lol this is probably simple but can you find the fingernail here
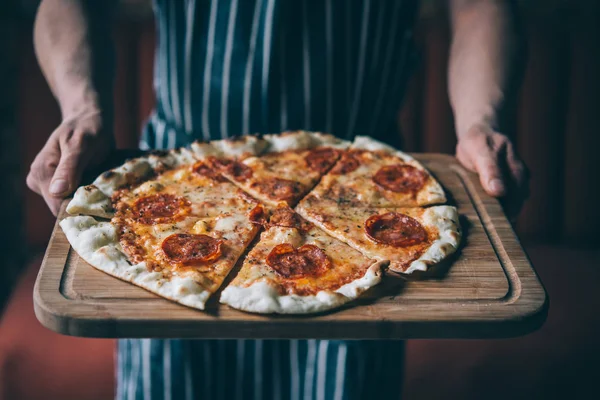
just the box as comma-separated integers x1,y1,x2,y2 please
489,179,505,195
50,179,69,195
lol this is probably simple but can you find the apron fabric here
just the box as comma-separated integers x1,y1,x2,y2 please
117,339,405,400
139,0,418,150
119,0,417,398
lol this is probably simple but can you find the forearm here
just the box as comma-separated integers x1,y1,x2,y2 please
448,0,518,138
34,0,115,120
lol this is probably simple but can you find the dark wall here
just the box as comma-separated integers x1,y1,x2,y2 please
0,0,25,309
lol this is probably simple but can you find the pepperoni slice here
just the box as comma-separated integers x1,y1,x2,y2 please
248,204,267,226
133,194,191,224
251,178,303,203
365,212,428,247
192,160,227,182
161,233,223,264
212,158,253,182
269,206,312,231
266,244,331,279
372,164,428,193
330,151,360,174
304,148,340,173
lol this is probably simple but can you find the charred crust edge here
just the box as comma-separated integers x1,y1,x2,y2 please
149,150,170,157
101,170,116,179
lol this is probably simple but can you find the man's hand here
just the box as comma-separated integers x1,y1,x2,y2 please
31,0,116,215
26,110,112,215
456,124,529,216
448,0,526,216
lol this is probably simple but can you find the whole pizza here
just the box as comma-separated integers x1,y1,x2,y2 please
61,131,461,314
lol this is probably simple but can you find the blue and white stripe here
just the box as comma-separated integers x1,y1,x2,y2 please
118,339,405,400
141,0,418,146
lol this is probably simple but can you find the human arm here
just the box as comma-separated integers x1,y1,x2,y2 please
448,0,528,213
27,0,116,215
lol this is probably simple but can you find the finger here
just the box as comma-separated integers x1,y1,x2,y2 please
27,138,60,196
455,143,476,172
49,148,86,197
26,171,42,195
46,195,65,217
473,148,506,197
27,140,65,215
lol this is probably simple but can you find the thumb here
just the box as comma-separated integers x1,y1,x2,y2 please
474,150,506,197
49,150,85,197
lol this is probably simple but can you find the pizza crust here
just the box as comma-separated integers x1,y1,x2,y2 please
419,179,446,207
152,146,201,168
60,215,212,309
219,261,382,314
191,135,268,159
403,206,461,274
263,131,351,152
352,135,417,161
66,185,114,219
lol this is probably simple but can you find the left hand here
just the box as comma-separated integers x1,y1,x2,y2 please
455,124,529,217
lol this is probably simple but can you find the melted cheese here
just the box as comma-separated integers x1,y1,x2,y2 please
192,219,211,235
296,204,461,274
214,214,247,232
172,168,188,181
227,217,379,298
113,163,260,293
270,227,303,248
135,181,165,195
307,148,446,207
220,148,339,206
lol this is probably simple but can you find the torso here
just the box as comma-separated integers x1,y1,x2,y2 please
142,0,419,149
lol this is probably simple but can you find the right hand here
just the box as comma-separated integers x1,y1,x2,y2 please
27,110,113,216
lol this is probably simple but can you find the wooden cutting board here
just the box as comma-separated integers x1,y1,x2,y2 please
34,154,547,339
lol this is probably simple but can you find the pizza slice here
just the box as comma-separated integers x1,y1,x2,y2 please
68,135,268,219
61,141,267,310
206,131,350,207
296,203,461,274
220,206,383,314
304,136,446,208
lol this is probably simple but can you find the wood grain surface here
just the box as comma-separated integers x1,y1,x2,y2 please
33,154,547,339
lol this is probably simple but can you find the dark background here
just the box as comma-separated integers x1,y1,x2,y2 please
1,1,599,399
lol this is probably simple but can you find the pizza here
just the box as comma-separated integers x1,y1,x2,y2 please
220,206,383,313
302,136,446,208
295,204,460,274
60,131,461,314
61,141,265,309
206,131,349,206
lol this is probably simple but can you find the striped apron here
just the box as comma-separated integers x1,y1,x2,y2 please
119,0,417,399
